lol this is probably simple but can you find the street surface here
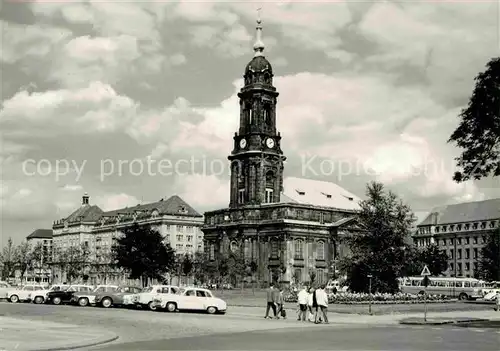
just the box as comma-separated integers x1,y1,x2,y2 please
97,325,500,351
0,302,499,350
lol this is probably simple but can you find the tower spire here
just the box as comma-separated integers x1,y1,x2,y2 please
253,8,265,57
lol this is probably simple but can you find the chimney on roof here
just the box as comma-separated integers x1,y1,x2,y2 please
82,192,89,205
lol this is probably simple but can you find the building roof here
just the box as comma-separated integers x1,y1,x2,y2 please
102,195,202,218
280,177,361,211
418,198,500,226
27,229,53,239
64,204,104,223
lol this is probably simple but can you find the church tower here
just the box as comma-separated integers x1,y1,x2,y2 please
228,15,286,208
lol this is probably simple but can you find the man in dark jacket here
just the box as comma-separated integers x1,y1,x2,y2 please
264,284,277,319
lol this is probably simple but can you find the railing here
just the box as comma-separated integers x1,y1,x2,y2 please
204,204,355,226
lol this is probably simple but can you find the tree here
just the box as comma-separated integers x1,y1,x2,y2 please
402,245,448,277
308,270,316,286
58,244,91,283
192,252,211,285
448,57,500,182
215,253,229,290
420,244,448,276
15,241,33,283
112,223,176,287
340,182,416,294
477,228,500,281
91,250,116,285
227,251,246,288
247,260,258,293
181,253,194,284
30,242,45,282
0,238,18,280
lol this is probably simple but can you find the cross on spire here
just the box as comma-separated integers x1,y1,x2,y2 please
253,7,265,57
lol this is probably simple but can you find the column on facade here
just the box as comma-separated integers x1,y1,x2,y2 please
249,162,256,203
230,161,238,206
284,237,292,283
255,160,263,203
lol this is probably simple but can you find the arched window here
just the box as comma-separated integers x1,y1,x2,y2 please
294,240,303,259
316,241,325,260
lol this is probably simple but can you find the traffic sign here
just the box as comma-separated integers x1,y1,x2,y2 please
420,265,431,276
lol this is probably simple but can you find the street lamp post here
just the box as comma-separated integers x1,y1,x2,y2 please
367,274,373,315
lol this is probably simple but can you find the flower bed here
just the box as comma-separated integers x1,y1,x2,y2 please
284,291,452,304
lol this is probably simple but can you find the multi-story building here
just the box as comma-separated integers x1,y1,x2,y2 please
51,193,203,284
26,229,53,283
413,198,500,278
202,17,364,286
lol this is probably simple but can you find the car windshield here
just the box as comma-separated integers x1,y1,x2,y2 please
141,287,153,293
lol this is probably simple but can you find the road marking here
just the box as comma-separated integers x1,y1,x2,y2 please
471,329,485,333
431,327,442,330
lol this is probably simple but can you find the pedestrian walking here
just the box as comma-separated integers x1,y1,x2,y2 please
276,287,285,319
264,283,277,319
297,285,308,321
307,287,315,322
495,291,500,312
314,284,329,324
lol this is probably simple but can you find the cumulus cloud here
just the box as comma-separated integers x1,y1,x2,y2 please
1,1,497,242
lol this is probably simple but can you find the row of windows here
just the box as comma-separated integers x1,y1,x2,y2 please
448,248,479,260
175,235,196,242
238,189,275,204
208,240,327,261
419,221,497,235
175,244,203,251
441,236,487,246
294,240,325,260
449,262,478,273
166,225,196,233
416,235,488,248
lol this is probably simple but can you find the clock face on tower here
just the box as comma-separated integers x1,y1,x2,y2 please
239,138,247,149
266,138,275,148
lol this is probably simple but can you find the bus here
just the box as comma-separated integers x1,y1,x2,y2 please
398,277,485,300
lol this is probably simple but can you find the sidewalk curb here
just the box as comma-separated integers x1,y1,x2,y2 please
399,317,489,326
18,332,119,351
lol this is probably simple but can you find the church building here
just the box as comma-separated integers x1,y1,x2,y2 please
202,17,364,286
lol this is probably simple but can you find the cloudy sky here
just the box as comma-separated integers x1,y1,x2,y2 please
1,0,500,244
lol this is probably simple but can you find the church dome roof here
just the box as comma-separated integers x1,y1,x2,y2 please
245,56,273,75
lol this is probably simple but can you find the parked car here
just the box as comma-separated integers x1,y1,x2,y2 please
483,289,500,301
46,285,93,305
7,284,45,303
70,285,119,307
95,286,143,308
133,285,180,310
29,285,64,304
0,281,12,299
152,287,227,314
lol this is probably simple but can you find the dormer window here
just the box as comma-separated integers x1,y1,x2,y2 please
151,210,159,218
178,207,188,214
296,189,305,195
321,192,332,199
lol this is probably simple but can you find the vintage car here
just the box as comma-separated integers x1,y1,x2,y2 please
7,284,46,303
133,285,180,310
70,285,119,306
29,284,65,304
95,286,143,308
152,287,227,314
0,281,12,299
46,285,93,305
